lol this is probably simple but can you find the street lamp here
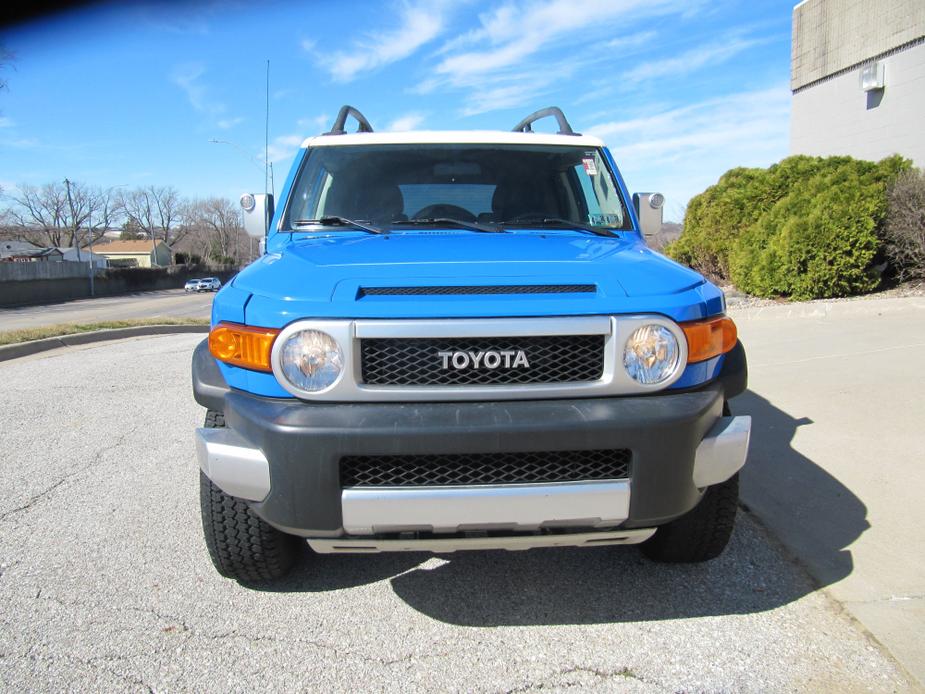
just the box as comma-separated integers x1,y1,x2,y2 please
208,139,275,196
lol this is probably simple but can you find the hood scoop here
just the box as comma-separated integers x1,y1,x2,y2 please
358,284,597,297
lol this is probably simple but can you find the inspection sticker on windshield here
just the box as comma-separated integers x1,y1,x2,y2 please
582,158,598,175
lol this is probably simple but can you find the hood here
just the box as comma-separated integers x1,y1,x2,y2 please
231,230,713,324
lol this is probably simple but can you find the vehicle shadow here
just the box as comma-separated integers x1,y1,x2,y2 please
734,388,869,590
261,388,869,627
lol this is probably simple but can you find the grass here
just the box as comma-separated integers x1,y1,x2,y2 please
0,318,208,346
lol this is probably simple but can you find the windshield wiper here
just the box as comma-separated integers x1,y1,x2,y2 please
501,216,619,238
397,217,504,233
292,216,387,235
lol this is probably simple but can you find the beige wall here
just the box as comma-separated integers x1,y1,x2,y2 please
792,0,925,91
100,245,172,268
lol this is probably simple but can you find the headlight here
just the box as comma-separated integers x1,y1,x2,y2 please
623,324,680,385
277,329,344,392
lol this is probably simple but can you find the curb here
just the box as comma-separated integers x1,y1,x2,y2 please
728,295,925,321
0,324,209,363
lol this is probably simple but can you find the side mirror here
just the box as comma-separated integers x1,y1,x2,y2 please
632,192,665,242
240,193,274,239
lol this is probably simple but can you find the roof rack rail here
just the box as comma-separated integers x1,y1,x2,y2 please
325,105,374,135
512,107,579,136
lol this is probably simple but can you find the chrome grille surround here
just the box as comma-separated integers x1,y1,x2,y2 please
269,315,689,402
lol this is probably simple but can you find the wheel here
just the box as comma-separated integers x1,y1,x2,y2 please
640,473,739,563
640,400,739,563
199,410,301,583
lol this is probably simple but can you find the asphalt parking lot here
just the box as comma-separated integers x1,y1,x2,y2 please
0,333,915,692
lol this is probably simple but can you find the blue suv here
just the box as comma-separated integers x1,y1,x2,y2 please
192,106,751,583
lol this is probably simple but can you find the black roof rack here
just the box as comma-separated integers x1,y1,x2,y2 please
325,105,374,135
512,107,579,136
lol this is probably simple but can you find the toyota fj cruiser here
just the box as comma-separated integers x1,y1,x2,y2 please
192,106,750,583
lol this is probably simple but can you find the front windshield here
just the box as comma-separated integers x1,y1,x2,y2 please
283,144,633,232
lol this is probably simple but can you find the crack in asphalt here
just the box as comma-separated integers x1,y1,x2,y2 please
501,664,663,693
0,426,139,523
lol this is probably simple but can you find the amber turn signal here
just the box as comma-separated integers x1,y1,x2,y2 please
208,322,280,372
681,316,737,363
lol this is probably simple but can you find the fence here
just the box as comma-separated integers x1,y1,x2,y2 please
0,261,102,282
0,264,239,308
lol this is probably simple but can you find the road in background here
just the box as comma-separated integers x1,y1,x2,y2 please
0,289,213,331
732,296,925,687
0,334,913,692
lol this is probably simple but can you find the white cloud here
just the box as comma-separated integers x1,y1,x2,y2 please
297,113,330,133
425,0,698,115
264,134,305,164
621,36,763,85
385,112,426,131
216,117,245,130
312,2,449,82
0,116,14,128
0,137,40,149
171,63,215,114
171,63,244,129
588,84,791,219
605,31,657,50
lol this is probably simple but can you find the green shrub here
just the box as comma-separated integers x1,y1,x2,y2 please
668,154,911,299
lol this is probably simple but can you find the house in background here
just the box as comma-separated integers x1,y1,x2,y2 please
94,240,172,268
790,0,925,166
0,240,63,262
56,247,108,269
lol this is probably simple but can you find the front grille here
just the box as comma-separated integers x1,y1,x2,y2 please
360,334,605,386
359,284,596,296
340,449,632,487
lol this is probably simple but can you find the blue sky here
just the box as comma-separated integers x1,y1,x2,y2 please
0,0,794,221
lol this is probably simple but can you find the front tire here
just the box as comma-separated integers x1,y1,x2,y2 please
640,472,739,563
199,410,301,583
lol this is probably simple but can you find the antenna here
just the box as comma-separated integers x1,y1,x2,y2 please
265,59,270,196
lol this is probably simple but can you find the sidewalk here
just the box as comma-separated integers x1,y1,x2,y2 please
730,296,925,686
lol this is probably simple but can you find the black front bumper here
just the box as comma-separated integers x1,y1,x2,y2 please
193,340,744,535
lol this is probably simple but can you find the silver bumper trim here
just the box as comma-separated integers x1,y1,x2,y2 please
692,415,752,487
341,480,631,535
195,427,271,501
308,528,655,554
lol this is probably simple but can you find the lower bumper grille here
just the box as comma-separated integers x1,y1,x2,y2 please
340,449,632,488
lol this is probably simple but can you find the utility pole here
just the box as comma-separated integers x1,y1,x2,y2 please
85,209,95,297
64,178,80,262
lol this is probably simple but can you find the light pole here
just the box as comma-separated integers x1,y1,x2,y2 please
208,139,273,194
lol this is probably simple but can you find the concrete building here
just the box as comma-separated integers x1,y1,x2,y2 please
790,0,925,166
94,240,172,268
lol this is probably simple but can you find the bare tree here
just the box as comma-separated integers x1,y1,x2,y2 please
0,46,13,94
884,169,925,281
4,181,122,248
118,185,186,244
187,197,245,264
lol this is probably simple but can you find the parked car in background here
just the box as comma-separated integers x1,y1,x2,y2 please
185,277,222,293
199,277,222,292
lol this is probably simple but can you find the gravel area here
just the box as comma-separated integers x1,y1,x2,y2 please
722,281,925,311
0,335,915,693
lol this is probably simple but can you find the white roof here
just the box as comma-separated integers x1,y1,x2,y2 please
303,130,605,149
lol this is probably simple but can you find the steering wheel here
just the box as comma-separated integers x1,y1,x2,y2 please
412,204,476,222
